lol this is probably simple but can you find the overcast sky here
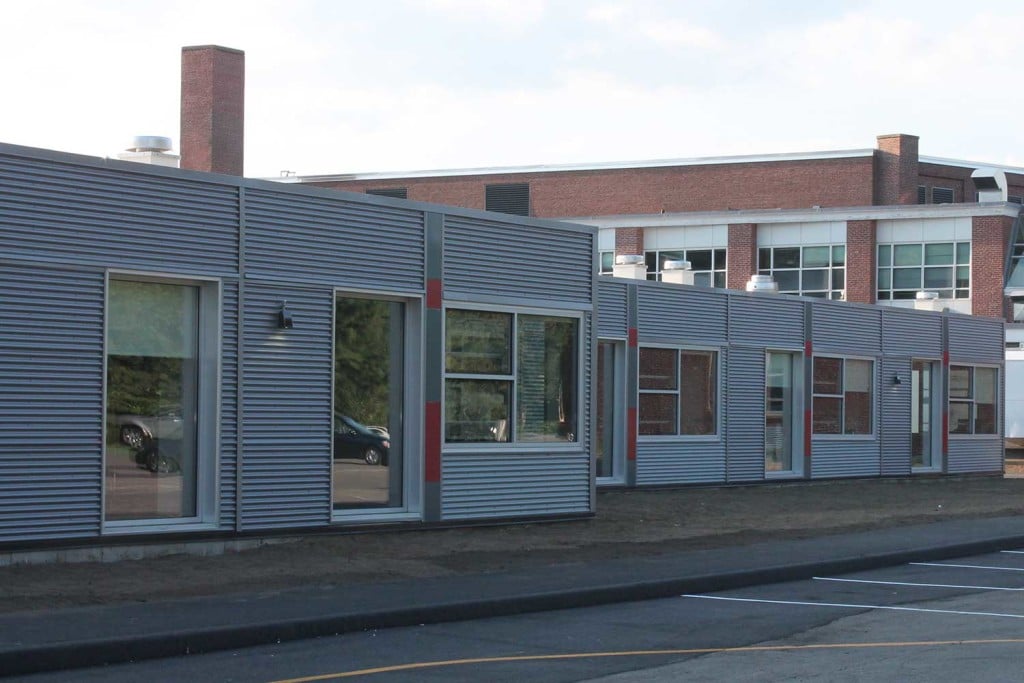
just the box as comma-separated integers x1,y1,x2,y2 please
3,0,1023,178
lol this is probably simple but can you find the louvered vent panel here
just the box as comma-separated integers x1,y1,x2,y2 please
485,183,530,216
879,358,912,476
597,279,628,338
366,188,408,199
726,348,766,482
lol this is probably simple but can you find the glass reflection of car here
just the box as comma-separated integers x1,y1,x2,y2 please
114,409,183,450
334,415,390,466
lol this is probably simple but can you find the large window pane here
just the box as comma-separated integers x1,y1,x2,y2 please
517,316,578,442
924,243,954,265
801,269,828,290
923,266,953,289
775,247,801,268
445,310,511,374
680,351,717,435
445,379,511,442
803,246,830,268
975,367,997,434
774,270,800,291
949,366,971,399
812,397,842,434
949,402,971,434
844,359,873,434
688,249,712,270
892,268,922,289
894,244,922,266
813,357,842,395
105,280,199,522
640,348,678,390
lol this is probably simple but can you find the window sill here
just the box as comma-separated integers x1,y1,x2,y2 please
811,434,876,442
637,435,722,443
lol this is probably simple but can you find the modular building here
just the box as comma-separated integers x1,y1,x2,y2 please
595,277,1005,487
0,141,1006,552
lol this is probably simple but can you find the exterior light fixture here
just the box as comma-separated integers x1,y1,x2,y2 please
892,373,902,386
278,301,294,329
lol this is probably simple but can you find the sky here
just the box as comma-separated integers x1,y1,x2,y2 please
3,0,1024,178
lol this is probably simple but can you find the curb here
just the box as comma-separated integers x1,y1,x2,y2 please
4,533,1024,677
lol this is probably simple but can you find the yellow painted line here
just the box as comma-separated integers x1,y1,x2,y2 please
268,638,1024,682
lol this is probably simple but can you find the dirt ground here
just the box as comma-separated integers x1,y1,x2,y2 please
2,475,1024,615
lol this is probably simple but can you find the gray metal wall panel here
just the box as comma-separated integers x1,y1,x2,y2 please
881,309,942,358
811,441,881,478
441,453,591,520
947,438,1003,473
635,442,726,485
879,358,912,476
812,301,881,355
443,215,593,305
219,279,239,528
241,284,333,529
636,283,727,344
726,348,766,482
0,265,104,541
244,189,425,292
729,295,804,348
0,154,239,274
948,315,1004,363
597,278,628,338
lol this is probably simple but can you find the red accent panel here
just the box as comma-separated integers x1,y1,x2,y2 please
427,278,443,310
804,340,813,356
942,411,949,456
804,408,813,460
943,350,950,367
425,401,442,482
627,407,638,461
628,327,638,348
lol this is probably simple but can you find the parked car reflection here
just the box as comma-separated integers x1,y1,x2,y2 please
113,410,183,450
334,415,391,466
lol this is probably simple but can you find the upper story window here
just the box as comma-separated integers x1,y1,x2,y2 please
444,308,578,443
644,249,727,287
638,347,718,436
366,187,408,199
949,365,997,435
599,251,614,275
485,183,530,216
877,242,970,300
758,245,845,299
812,356,873,435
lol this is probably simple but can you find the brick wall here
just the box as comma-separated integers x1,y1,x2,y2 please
971,215,1014,319
181,45,244,176
726,223,758,291
615,228,644,257
845,220,876,304
875,134,919,205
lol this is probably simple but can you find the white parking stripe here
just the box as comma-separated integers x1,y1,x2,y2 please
1000,550,1024,555
814,577,1024,591
682,594,1024,618
911,562,1024,572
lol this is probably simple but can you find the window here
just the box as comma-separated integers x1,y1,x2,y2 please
599,251,614,275
485,183,530,216
445,309,578,443
949,365,997,435
758,245,846,299
104,277,217,524
812,357,873,435
638,348,718,436
366,187,408,199
644,249,727,287
877,242,970,300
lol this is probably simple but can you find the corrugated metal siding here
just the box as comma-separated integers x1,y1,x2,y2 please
637,284,727,344
812,301,881,355
240,285,333,529
726,348,766,482
882,309,942,358
597,279,628,338
879,358,911,476
729,295,804,348
635,442,726,485
245,189,425,293
948,438,1003,473
444,215,593,305
949,315,1004,363
441,453,591,520
0,153,239,274
219,279,239,528
0,265,104,541
811,442,881,478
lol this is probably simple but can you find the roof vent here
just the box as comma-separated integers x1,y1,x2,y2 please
613,254,647,280
662,260,695,286
745,274,779,294
116,135,180,168
128,136,173,153
971,167,1008,202
914,290,943,312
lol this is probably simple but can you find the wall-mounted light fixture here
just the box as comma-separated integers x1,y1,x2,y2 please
892,373,902,386
278,301,294,329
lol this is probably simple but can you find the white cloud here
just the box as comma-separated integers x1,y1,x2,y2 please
637,19,724,50
415,0,547,30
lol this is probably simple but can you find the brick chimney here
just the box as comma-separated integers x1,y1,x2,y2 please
875,133,919,205
180,45,244,175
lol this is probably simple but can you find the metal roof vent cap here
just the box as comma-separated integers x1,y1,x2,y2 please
662,260,695,286
663,260,692,271
914,290,943,312
746,274,779,294
128,136,173,153
615,254,645,266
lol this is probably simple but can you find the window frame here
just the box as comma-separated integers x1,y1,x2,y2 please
948,364,999,437
643,248,727,288
637,344,722,441
442,303,584,451
101,270,222,534
876,241,971,301
757,245,846,299
811,354,876,439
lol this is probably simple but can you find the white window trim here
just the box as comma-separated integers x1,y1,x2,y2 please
758,245,846,299
442,302,585,453
948,363,1000,439
764,348,806,479
876,241,971,301
811,354,877,441
637,343,722,442
101,270,222,534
